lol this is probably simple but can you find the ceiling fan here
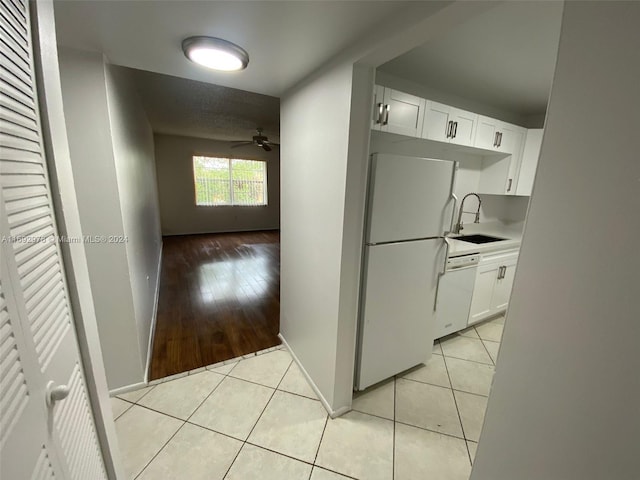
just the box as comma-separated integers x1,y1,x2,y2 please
230,128,280,152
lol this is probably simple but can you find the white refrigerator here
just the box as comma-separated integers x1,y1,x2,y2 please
356,153,457,390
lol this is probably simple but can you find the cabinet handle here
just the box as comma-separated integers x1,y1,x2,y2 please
452,121,458,138
383,104,390,125
497,266,505,280
446,120,452,138
507,178,513,192
375,103,384,124
493,131,499,147
498,132,503,147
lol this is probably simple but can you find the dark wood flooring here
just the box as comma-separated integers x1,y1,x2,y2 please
149,231,280,380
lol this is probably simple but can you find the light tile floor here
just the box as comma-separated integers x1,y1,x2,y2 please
112,316,504,480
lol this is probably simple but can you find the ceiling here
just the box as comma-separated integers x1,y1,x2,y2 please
55,1,562,142
53,0,414,98
123,67,280,143
378,1,563,117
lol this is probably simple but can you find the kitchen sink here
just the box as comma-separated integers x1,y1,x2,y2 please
454,234,507,244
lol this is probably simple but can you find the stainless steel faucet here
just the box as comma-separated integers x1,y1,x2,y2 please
453,193,482,234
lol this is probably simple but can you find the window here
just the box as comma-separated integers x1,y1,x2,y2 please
193,156,267,206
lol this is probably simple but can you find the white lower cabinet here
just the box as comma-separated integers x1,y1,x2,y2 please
468,250,519,325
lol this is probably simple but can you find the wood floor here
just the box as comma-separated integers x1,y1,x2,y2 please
149,231,280,380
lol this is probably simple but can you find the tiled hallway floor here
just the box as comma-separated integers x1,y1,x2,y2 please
111,316,504,480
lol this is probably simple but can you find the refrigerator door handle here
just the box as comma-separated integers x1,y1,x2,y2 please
448,193,458,235
445,161,458,235
433,237,450,311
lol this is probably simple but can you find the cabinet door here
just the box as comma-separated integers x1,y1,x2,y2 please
468,262,499,325
491,256,519,311
371,85,385,131
477,155,512,195
474,115,500,150
450,108,478,147
422,100,452,143
516,129,543,196
382,88,425,137
500,125,526,194
495,123,521,154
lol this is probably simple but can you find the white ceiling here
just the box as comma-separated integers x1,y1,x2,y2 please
55,1,562,141
53,0,413,97
379,1,563,117
122,67,280,143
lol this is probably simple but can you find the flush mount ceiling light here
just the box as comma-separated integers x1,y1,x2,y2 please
182,36,249,72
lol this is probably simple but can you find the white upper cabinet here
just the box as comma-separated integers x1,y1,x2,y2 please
421,100,450,143
475,116,500,150
372,86,425,137
370,84,536,196
476,118,526,196
421,101,478,147
474,115,525,156
498,123,525,155
452,109,478,147
516,129,544,196
502,125,526,194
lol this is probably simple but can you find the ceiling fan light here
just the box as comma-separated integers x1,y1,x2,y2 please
182,36,249,72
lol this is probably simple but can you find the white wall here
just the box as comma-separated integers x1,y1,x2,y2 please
154,134,280,235
104,65,163,368
280,63,354,410
471,2,640,478
58,48,161,390
334,64,376,410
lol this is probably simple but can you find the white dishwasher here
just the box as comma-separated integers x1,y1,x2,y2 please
434,253,479,339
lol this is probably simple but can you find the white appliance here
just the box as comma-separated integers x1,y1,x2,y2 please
356,153,457,390
434,253,479,339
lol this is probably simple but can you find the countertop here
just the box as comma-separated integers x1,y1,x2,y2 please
447,222,524,257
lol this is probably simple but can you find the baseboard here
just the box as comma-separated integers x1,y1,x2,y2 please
109,381,147,397
330,405,352,419
161,227,280,237
278,334,351,419
144,246,162,384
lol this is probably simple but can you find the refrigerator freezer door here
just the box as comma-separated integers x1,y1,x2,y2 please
357,238,444,390
366,154,455,244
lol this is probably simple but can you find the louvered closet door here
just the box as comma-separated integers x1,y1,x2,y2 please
0,1,107,479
